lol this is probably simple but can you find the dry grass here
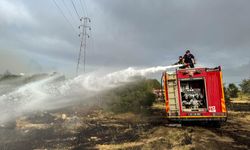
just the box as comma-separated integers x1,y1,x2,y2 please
1,102,250,149
230,93,250,102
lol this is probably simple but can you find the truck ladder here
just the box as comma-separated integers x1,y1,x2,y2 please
167,74,179,116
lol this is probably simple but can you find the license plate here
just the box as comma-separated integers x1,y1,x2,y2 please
188,113,201,116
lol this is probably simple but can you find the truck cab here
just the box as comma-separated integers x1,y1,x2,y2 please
161,66,227,122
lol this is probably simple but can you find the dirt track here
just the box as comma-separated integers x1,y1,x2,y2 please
0,103,250,150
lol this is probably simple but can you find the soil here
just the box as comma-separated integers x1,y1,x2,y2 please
0,103,249,150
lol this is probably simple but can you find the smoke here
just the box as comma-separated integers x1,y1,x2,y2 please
0,64,182,124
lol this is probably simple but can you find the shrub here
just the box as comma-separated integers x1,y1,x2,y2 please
239,79,250,94
223,84,230,102
227,83,239,98
103,79,160,113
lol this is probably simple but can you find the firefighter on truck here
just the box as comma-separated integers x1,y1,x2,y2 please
174,50,196,68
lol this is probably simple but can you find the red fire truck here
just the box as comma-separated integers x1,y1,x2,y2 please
161,66,227,123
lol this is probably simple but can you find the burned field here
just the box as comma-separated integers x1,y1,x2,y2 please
0,103,250,150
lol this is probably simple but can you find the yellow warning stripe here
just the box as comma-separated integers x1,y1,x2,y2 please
167,116,227,119
220,72,227,112
163,73,169,113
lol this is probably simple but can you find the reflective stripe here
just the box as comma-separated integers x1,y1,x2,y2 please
167,116,227,119
220,72,227,112
163,73,169,113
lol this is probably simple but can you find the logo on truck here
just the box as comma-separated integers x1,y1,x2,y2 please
209,106,216,112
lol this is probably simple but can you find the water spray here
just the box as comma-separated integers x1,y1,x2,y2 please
0,64,182,123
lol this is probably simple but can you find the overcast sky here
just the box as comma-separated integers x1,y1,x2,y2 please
0,0,249,83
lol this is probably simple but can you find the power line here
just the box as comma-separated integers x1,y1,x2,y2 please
52,0,78,34
79,0,87,16
70,0,80,19
82,0,88,16
62,0,79,24
89,29,96,63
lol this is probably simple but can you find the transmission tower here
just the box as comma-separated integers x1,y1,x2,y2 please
76,17,91,75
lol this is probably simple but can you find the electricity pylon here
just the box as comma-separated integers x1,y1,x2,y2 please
76,17,91,75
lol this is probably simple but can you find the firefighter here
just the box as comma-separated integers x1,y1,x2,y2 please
174,56,186,69
183,50,196,68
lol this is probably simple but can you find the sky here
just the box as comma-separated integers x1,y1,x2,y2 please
0,0,249,83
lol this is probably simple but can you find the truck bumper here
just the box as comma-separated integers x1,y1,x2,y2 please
167,116,227,122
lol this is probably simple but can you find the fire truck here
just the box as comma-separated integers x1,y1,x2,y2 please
161,66,227,123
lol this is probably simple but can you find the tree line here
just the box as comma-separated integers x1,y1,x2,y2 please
224,78,250,100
